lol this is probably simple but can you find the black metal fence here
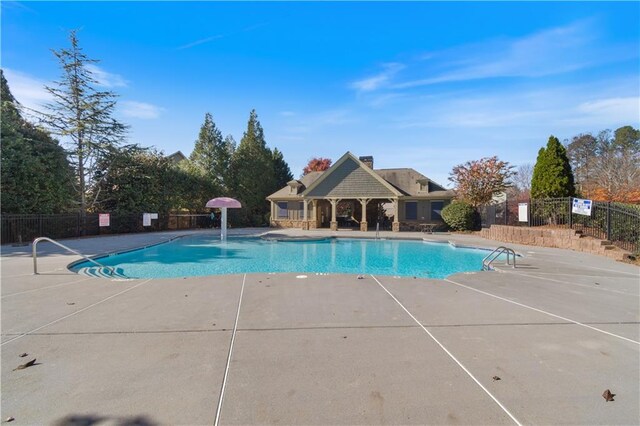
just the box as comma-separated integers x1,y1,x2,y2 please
1,213,215,245
480,198,640,254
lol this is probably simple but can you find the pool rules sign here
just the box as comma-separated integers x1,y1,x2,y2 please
572,198,592,216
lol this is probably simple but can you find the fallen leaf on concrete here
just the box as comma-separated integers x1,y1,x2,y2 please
492,376,501,381
602,389,615,401
6,416,15,422
357,275,364,280
595,282,600,285
13,359,36,371
66,302,75,305
343,336,347,339
18,353,27,357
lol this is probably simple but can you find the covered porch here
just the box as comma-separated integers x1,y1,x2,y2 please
270,197,401,232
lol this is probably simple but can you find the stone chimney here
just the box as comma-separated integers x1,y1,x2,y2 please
359,156,374,169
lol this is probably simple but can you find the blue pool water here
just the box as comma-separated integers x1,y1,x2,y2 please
71,235,493,279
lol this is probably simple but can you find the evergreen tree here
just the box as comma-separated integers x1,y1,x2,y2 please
1,70,74,213
229,110,276,225
40,30,128,213
95,147,216,214
531,136,576,198
189,112,227,190
223,134,237,157
272,147,293,188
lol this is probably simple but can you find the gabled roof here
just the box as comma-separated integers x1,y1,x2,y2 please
375,168,451,197
266,152,454,201
301,152,403,198
267,171,324,200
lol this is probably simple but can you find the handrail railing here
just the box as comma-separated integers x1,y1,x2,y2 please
32,237,114,276
482,246,517,271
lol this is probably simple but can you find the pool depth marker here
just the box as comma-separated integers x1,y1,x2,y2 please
370,274,523,426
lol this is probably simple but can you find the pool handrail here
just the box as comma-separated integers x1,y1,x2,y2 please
482,246,516,271
32,236,115,276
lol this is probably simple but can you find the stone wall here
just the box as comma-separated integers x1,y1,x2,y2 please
398,222,444,232
270,219,306,229
480,225,630,261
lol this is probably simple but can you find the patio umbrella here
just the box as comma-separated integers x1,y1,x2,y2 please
205,197,242,241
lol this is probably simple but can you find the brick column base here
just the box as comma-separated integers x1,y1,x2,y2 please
330,221,338,231
360,221,368,232
301,221,309,230
392,222,400,232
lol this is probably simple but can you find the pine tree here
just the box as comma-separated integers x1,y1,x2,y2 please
1,70,74,213
531,136,576,199
190,112,228,190
229,110,276,225
40,30,128,213
272,147,293,188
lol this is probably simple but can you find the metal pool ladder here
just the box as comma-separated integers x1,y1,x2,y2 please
32,237,115,276
482,246,517,271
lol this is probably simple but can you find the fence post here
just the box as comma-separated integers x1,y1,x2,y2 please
568,197,573,229
606,202,611,241
504,201,508,225
528,199,532,227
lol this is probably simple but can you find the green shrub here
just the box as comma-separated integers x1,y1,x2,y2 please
442,201,479,231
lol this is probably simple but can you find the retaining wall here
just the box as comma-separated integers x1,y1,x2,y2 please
480,225,631,261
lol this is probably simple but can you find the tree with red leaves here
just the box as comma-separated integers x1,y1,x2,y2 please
449,156,515,208
303,157,332,175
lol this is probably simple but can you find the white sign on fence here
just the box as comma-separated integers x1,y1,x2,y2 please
99,213,110,227
150,213,158,219
143,213,151,227
572,198,592,216
518,203,528,222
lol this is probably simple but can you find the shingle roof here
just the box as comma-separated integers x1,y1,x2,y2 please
267,154,454,200
375,169,452,197
266,171,324,199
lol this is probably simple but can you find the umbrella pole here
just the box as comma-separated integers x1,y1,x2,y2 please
221,207,228,241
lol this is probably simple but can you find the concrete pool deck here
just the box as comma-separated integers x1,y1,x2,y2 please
1,228,639,425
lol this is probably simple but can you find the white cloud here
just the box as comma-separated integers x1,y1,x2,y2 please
120,101,164,119
577,97,639,119
346,19,635,92
350,63,405,92
85,64,128,88
2,68,52,111
395,21,601,88
177,35,224,50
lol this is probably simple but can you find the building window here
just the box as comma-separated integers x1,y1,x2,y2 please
405,202,417,220
299,202,304,219
431,201,444,221
277,202,288,219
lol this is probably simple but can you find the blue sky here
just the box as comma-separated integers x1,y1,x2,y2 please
2,1,639,186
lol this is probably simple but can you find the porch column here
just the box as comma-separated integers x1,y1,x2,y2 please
270,201,275,227
310,200,318,229
392,198,400,232
302,199,309,230
330,198,339,231
359,198,370,232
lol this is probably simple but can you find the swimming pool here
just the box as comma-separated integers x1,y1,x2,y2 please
71,235,496,279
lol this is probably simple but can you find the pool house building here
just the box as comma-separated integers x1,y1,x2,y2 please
267,152,454,232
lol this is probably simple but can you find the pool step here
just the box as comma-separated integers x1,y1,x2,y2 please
78,267,128,279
